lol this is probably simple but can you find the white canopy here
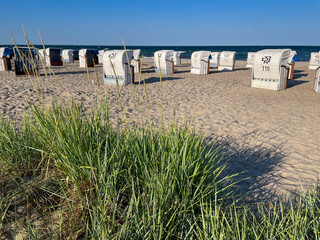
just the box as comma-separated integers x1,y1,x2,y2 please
154,50,174,74
103,50,133,85
191,51,211,74
246,52,256,68
210,52,220,67
218,51,236,70
309,52,320,70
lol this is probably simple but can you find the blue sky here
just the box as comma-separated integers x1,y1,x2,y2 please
0,0,319,45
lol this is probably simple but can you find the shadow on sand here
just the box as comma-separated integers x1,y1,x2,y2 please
292,73,308,80
287,79,308,88
136,76,183,84
203,135,286,202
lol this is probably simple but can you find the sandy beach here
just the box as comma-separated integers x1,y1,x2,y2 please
0,58,319,201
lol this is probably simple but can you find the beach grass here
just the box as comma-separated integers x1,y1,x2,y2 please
0,99,320,239
0,31,320,239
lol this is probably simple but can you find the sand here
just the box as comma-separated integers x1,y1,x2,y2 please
0,58,319,201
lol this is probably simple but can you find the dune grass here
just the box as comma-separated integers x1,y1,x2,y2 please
0,99,319,239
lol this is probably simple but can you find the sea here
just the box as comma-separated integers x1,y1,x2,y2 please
1,45,320,62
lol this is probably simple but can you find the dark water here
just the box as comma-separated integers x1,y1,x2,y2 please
1,45,320,62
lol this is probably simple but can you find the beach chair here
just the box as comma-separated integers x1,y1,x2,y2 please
0,48,13,71
13,47,38,76
287,50,297,80
173,51,185,65
246,52,256,68
103,50,134,86
44,48,63,66
210,52,220,68
131,49,141,73
309,52,320,70
38,49,45,62
218,51,236,71
314,67,320,93
73,50,79,60
251,49,291,91
191,51,211,74
62,49,74,63
98,50,105,64
79,49,98,68
154,50,174,74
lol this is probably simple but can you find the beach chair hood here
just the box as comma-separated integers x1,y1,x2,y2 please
253,49,291,80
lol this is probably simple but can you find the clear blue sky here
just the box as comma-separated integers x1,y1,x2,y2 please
0,0,319,46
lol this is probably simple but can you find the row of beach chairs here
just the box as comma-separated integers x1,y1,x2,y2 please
0,47,319,93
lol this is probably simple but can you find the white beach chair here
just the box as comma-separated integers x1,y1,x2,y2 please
173,51,185,65
39,48,63,66
0,48,12,71
191,51,211,74
154,50,174,74
314,67,320,93
38,49,46,64
309,52,320,70
131,49,141,73
98,50,105,64
62,49,74,63
246,52,256,68
79,49,98,68
210,52,220,68
103,50,134,86
218,51,236,71
287,50,297,80
251,49,291,91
